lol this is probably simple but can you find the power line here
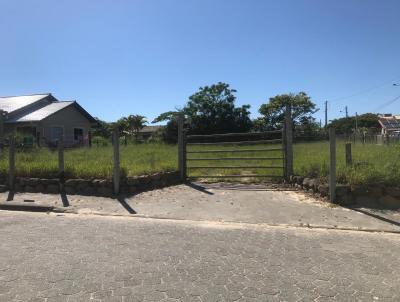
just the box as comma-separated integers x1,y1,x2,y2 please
327,74,400,103
374,94,400,112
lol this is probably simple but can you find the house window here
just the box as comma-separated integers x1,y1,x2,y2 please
50,127,63,141
74,128,84,142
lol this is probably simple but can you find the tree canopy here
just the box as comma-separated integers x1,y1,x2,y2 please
153,82,253,142
258,92,318,130
329,113,380,134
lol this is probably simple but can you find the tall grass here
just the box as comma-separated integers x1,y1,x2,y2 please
0,141,399,186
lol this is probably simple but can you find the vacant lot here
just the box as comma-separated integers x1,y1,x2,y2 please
0,141,399,186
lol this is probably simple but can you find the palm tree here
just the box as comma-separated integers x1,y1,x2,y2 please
126,115,147,141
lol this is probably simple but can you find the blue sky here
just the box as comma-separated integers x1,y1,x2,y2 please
1,0,400,123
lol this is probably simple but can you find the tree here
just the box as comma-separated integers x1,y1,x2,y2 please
184,82,252,134
126,115,147,141
153,83,253,143
258,92,318,130
329,113,379,134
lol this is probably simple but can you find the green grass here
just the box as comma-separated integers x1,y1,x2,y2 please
0,141,399,187
0,143,177,180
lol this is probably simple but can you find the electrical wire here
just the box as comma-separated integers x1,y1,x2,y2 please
328,74,400,103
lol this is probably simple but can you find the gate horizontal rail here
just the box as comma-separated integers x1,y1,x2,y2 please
187,157,283,161
187,139,282,146
187,174,282,178
186,148,283,154
187,165,284,169
186,130,282,139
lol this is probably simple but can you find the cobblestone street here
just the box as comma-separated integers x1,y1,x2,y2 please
0,211,399,302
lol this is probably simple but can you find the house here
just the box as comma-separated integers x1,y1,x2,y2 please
378,114,400,136
137,125,163,140
0,93,96,147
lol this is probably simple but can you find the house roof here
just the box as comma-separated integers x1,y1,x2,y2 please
378,116,400,130
6,101,74,123
139,125,163,133
0,93,96,124
0,94,50,113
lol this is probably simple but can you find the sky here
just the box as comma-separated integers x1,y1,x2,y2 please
1,0,400,124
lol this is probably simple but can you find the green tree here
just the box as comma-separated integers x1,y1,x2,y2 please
126,115,148,141
258,92,318,130
329,113,379,134
153,83,253,143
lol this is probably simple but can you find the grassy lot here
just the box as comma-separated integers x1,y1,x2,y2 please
0,143,177,179
0,141,399,186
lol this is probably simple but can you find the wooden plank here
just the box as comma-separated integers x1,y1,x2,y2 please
187,166,284,169
112,128,120,195
345,143,352,166
186,148,283,154
329,127,336,203
177,114,186,181
186,157,284,161
186,130,282,139
284,104,293,179
58,137,65,191
8,136,15,192
187,139,282,146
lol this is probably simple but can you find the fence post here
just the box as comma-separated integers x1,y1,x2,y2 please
329,127,336,203
177,114,186,182
284,104,293,180
112,128,120,195
58,137,65,192
345,142,352,167
0,111,4,155
8,135,15,192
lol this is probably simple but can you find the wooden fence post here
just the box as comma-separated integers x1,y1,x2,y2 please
112,129,120,195
58,137,65,191
177,114,186,182
329,127,336,203
345,143,352,167
0,110,4,156
8,135,15,192
284,104,293,180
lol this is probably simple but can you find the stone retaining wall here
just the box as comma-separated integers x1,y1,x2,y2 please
289,176,400,209
0,171,181,197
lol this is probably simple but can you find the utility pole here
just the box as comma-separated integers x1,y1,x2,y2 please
324,101,328,128
345,106,348,118
355,112,358,133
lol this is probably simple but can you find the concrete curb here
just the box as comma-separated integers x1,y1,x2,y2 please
1,204,400,235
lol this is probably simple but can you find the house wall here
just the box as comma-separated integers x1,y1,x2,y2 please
41,105,92,147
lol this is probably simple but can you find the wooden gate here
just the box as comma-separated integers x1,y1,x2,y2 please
177,106,293,182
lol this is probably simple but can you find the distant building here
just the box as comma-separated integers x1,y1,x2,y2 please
378,114,400,136
138,125,163,140
0,93,96,147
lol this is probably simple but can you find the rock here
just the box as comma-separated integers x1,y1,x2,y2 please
335,184,353,206
65,179,85,187
318,184,329,197
24,185,37,193
46,184,59,194
14,183,22,192
354,195,378,208
65,186,76,195
35,184,45,193
369,186,383,198
126,177,139,186
82,186,95,195
0,185,8,193
97,187,113,197
302,178,312,190
40,178,59,185
384,187,400,198
309,179,320,192
378,195,400,209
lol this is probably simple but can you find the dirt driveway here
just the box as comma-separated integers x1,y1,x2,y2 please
1,182,400,232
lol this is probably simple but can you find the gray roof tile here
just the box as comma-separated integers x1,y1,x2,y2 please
7,101,74,123
0,94,49,113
